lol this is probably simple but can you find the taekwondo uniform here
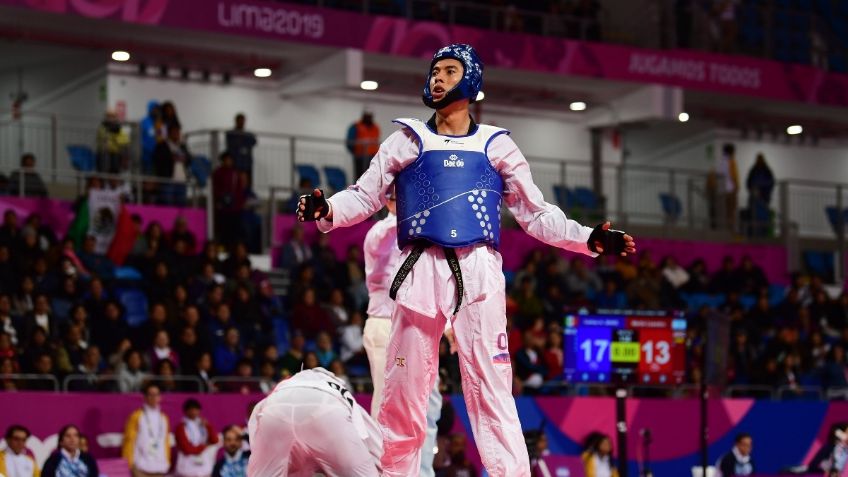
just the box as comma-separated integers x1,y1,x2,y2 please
246,368,382,477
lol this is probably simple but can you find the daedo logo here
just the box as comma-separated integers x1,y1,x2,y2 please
443,154,465,168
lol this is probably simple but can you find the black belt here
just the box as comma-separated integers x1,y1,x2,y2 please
389,242,464,316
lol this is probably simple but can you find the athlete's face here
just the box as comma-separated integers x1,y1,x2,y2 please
430,58,463,103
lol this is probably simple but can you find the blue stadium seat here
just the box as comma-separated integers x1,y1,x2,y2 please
553,185,570,208
115,266,143,281
659,193,682,223
572,187,599,210
117,289,149,327
67,145,96,172
825,206,848,234
190,155,212,188
296,164,321,187
739,294,757,310
323,166,348,194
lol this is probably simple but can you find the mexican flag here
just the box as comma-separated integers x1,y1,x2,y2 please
66,189,138,265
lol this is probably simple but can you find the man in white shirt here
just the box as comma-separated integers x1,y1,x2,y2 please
0,425,39,477
247,368,382,477
122,383,171,477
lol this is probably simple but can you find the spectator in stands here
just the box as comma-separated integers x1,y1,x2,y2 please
808,422,848,475
161,101,180,133
153,124,192,206
258,360,277,393
661,256,690,291
566,258,603,299
0,247,14,292
596,280,627,309
345,108,380,179
1,425,39,477
0,210,19,248
225,113,258,183
91,300,128,357
339,311,365,363
214,327,242,375
716,143,740,231
302,351,319,370
0,294,20,347
0,356,18,391
443,433,477,477
149,329,180,373
291,288,333,340
581,432,618,477
279,224,312,274
512,276,543,328
21,293,58,344
823,345,848,389
544,329,564,380
745,153,774,237
211,426,249,477
140,101,163,174
716,433,754,476
30,352,56,391
176,327,202,376
96,110,130,173
315,332,337,368
78,235,115,281
175,399,218,477
515,329,548,395
20,326,52,373
69,345,105,392
222,359,261,394
212,152,246,249
123,383,171,477
118,349,148,393
323,288,349,327
279,331,305,376
734,256,768,295
41,424,99,477
8,153,47,198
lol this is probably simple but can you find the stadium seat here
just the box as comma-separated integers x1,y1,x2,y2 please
553,185,570,208
825,206,848,235
67,145,96,172
323,166,348,194
572,187,599,210
117,289,149,327
296,164,321,187
272,318,291,353
659,193,682,223
190,154,212,188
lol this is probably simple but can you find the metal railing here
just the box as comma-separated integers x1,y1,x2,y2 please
0,373,60,391
62,374,205,393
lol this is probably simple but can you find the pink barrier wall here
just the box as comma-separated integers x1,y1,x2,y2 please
275,215,790,284
3,0,848,107
0,197,207,244
2,392,840,476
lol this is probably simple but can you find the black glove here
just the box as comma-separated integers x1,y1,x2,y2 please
296,189,329,222
587,223,627,255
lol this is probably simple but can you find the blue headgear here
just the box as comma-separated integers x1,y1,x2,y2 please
422,44,483,110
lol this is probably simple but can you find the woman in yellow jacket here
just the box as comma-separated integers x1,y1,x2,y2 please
122,383,171,477
581,432,620,477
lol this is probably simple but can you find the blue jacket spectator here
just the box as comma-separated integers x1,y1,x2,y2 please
140,100,161,174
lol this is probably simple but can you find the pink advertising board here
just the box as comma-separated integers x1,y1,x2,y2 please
2,0,848,107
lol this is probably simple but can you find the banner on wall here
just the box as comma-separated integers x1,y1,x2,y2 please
1,392,844,476
2,0,848,107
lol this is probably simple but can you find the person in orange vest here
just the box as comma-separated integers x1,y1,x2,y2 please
346,109,381,178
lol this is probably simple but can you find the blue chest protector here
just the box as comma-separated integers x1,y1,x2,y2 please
394,118,508,250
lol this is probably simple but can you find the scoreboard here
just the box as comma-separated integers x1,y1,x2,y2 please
563,311,687,385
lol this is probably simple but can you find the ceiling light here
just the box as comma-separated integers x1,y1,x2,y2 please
111,51,130,62
569,101,586,111
475,91,485,101
678,112,690,122
786,125,803,135
360,80,379,91
254,68,272,78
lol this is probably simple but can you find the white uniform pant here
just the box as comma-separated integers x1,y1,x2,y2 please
364,316,442,477
247,388,381,477
377,290,530,477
